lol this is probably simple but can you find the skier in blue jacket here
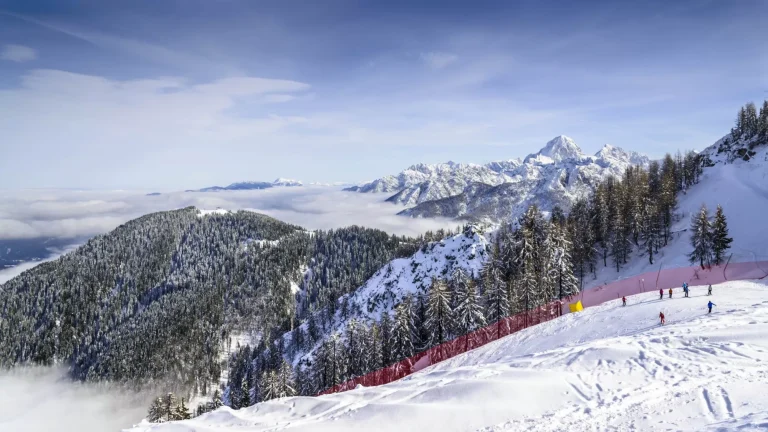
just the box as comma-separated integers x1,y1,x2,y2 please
683,282,689,298
707,301,716,313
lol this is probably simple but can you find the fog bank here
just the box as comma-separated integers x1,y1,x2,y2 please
0,366,152,432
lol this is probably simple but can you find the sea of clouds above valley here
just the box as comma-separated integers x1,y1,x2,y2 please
0,186,456,282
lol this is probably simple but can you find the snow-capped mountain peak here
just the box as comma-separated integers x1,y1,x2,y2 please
526,135,584,163
594,144,650,166
272,178,303,187
346,135,650,221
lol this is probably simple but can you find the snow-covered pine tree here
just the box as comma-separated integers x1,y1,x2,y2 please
759,100,768,138
414,294,430,352
209,389,223,411
392,296,415,360
163,393,177,422
377,311,394,366
425,278,453,345
514,219,541,312
259,369,277,401
745,102,759,137
453,269,486,335
306,313,319,348
548,222,579,299
482,249,509,323
711,205,733,265
147,397,165,423
277,359,297,398
238,373,251,408
688,204,712,268
174,397,191,420
366,322,383,372
344,318,365,377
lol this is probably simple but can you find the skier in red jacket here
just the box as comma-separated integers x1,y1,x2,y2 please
622,296,627,306
659,311,665,325
659,288,663,300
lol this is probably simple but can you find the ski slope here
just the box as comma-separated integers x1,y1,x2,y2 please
125,280,768,432
588,145,768,288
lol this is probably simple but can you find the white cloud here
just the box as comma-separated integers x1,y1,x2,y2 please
0,366,152,432
0,187,457,242
0,44,37,62
420,51,458,69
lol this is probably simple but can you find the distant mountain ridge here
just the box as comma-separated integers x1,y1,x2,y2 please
186,178,304,193
346,136,650,222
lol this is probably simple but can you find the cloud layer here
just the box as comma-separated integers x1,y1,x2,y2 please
0,366,152,432
0,187,457,242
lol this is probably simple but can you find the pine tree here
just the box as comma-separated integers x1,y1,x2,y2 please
392,296,415,360
259,370,277,401
548,222,579,299
745,102,759,137
277,359,297,398
209,389,223,411
379,311,394,365
711,205,733,265
688,204,712,268
759,100,768,138
174,397,191,420
366,322,383,371
238,373,251,408
345,318,365,377
514,222,541,312
147,397,165,423
453,269,486,334
162,393,177,423
482,252,509,323
425,278,453,345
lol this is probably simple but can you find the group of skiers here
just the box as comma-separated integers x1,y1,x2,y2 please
618,282,718,325
652,282,716,325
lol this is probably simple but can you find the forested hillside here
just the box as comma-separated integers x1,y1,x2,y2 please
0,207,418,399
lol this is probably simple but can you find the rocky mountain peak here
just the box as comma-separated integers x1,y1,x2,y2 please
526,135,584,163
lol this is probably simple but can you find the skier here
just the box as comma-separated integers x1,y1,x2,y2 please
622,296,627,306
659,288,663,300
683,284,689,298
659,311,665,325
668,288,673,299
708,285,712,296
708,301,716,314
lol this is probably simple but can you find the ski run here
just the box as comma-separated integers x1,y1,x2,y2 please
126,279,768,432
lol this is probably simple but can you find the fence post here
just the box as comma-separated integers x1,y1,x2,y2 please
723,253,733,280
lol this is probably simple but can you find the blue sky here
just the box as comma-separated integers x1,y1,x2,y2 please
0,0,766,189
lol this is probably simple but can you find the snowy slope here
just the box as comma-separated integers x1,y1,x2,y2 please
283,228,491,367
347,136,649,223
586,144,768,288
335,228,489,322
125,280,768,432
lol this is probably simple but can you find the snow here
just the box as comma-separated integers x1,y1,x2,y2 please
347,136,648,219
124,279,768,432
587,145,768,289
198,208,231,217
272,178,303,187
339,229,489,323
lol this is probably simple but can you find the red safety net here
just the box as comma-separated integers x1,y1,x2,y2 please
317,301,562,395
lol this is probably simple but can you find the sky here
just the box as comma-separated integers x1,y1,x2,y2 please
0,0,766,190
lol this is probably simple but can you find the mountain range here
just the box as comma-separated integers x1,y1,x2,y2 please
346,136,650,223
185,178,304,193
